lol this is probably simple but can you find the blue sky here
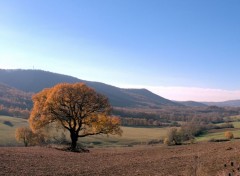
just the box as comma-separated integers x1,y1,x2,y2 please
0,0,240,101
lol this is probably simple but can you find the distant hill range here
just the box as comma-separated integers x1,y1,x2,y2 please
202,100,240,107
1,69,239,110
0,83,32,110
0,83,32,117
176,100,240,108
0,69,182,108
175,101,208,107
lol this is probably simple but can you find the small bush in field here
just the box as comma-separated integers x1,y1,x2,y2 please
164,128,183,145
15,127,45,147
15,127,35,147
164,138,171,145
224,131,234,140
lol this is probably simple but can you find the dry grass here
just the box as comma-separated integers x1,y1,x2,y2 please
0,116,170,147
0,116,28,146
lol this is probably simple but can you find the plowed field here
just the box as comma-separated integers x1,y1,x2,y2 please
1,141,240,176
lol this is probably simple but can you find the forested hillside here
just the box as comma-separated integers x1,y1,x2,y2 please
0,69,239,125
0,83,32,118
0,69,181,108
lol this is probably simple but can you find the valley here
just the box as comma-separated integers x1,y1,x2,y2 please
1,69,240,176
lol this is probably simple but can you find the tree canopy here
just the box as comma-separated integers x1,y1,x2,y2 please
29,83,122,151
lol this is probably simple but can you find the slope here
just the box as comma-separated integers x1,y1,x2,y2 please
203,100,240,107
176,101,208,107
0,69,181,108
0,83,32,109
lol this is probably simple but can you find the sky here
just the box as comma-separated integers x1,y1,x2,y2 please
0,0,240,101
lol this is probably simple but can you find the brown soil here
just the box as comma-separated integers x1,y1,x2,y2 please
1,141,240,176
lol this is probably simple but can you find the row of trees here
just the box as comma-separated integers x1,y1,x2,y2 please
121,117,179,127
114,106,240,126
0,105,30,118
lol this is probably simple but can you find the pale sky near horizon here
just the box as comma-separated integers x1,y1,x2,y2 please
0,0,240,101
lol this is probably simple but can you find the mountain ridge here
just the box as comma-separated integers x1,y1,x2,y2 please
175,101,208,107
0,69,182,108
203,100,240,107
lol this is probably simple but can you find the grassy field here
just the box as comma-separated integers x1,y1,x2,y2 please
2,115,240,147
80,126,170,147
196,122,240,142
0,116,28,146
196,130,240,142
225,115,240,121
232,121,240,128
0,116,170,147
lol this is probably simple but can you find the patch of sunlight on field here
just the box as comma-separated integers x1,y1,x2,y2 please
196,130,240,142
232,122,240,128
227,115,240,121
0,116,28,146
81,126,171,147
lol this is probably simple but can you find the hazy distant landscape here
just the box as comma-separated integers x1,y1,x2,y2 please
1,69,240,175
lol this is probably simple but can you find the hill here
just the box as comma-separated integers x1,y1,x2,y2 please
0,83,32,109
203,100,240,107
0,83,32,117
0,69,181,108
176,101,208,107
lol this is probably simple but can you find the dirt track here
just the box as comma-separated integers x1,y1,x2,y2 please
1,141,240,176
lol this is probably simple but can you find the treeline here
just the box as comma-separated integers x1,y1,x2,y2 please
113,106,240,126
121,117,179,127
0,105,30,118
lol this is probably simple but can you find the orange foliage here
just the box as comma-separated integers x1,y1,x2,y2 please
29,83,122,150
224,131,234,139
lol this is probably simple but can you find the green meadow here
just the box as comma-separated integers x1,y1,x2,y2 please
196,122,240,142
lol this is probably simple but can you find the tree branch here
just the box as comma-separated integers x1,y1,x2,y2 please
78,132,103,138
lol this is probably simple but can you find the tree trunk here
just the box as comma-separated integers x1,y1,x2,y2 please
23,138,28,147
70,131,78,151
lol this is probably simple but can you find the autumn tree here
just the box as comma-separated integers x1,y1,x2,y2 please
29,83,122,151
15,127,34,147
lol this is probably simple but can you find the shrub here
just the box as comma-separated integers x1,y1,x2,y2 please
15,127,35,147
163,138,171,145
224,131,234,140
15,127,46,146
164,128,183,145
180,120,205,139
